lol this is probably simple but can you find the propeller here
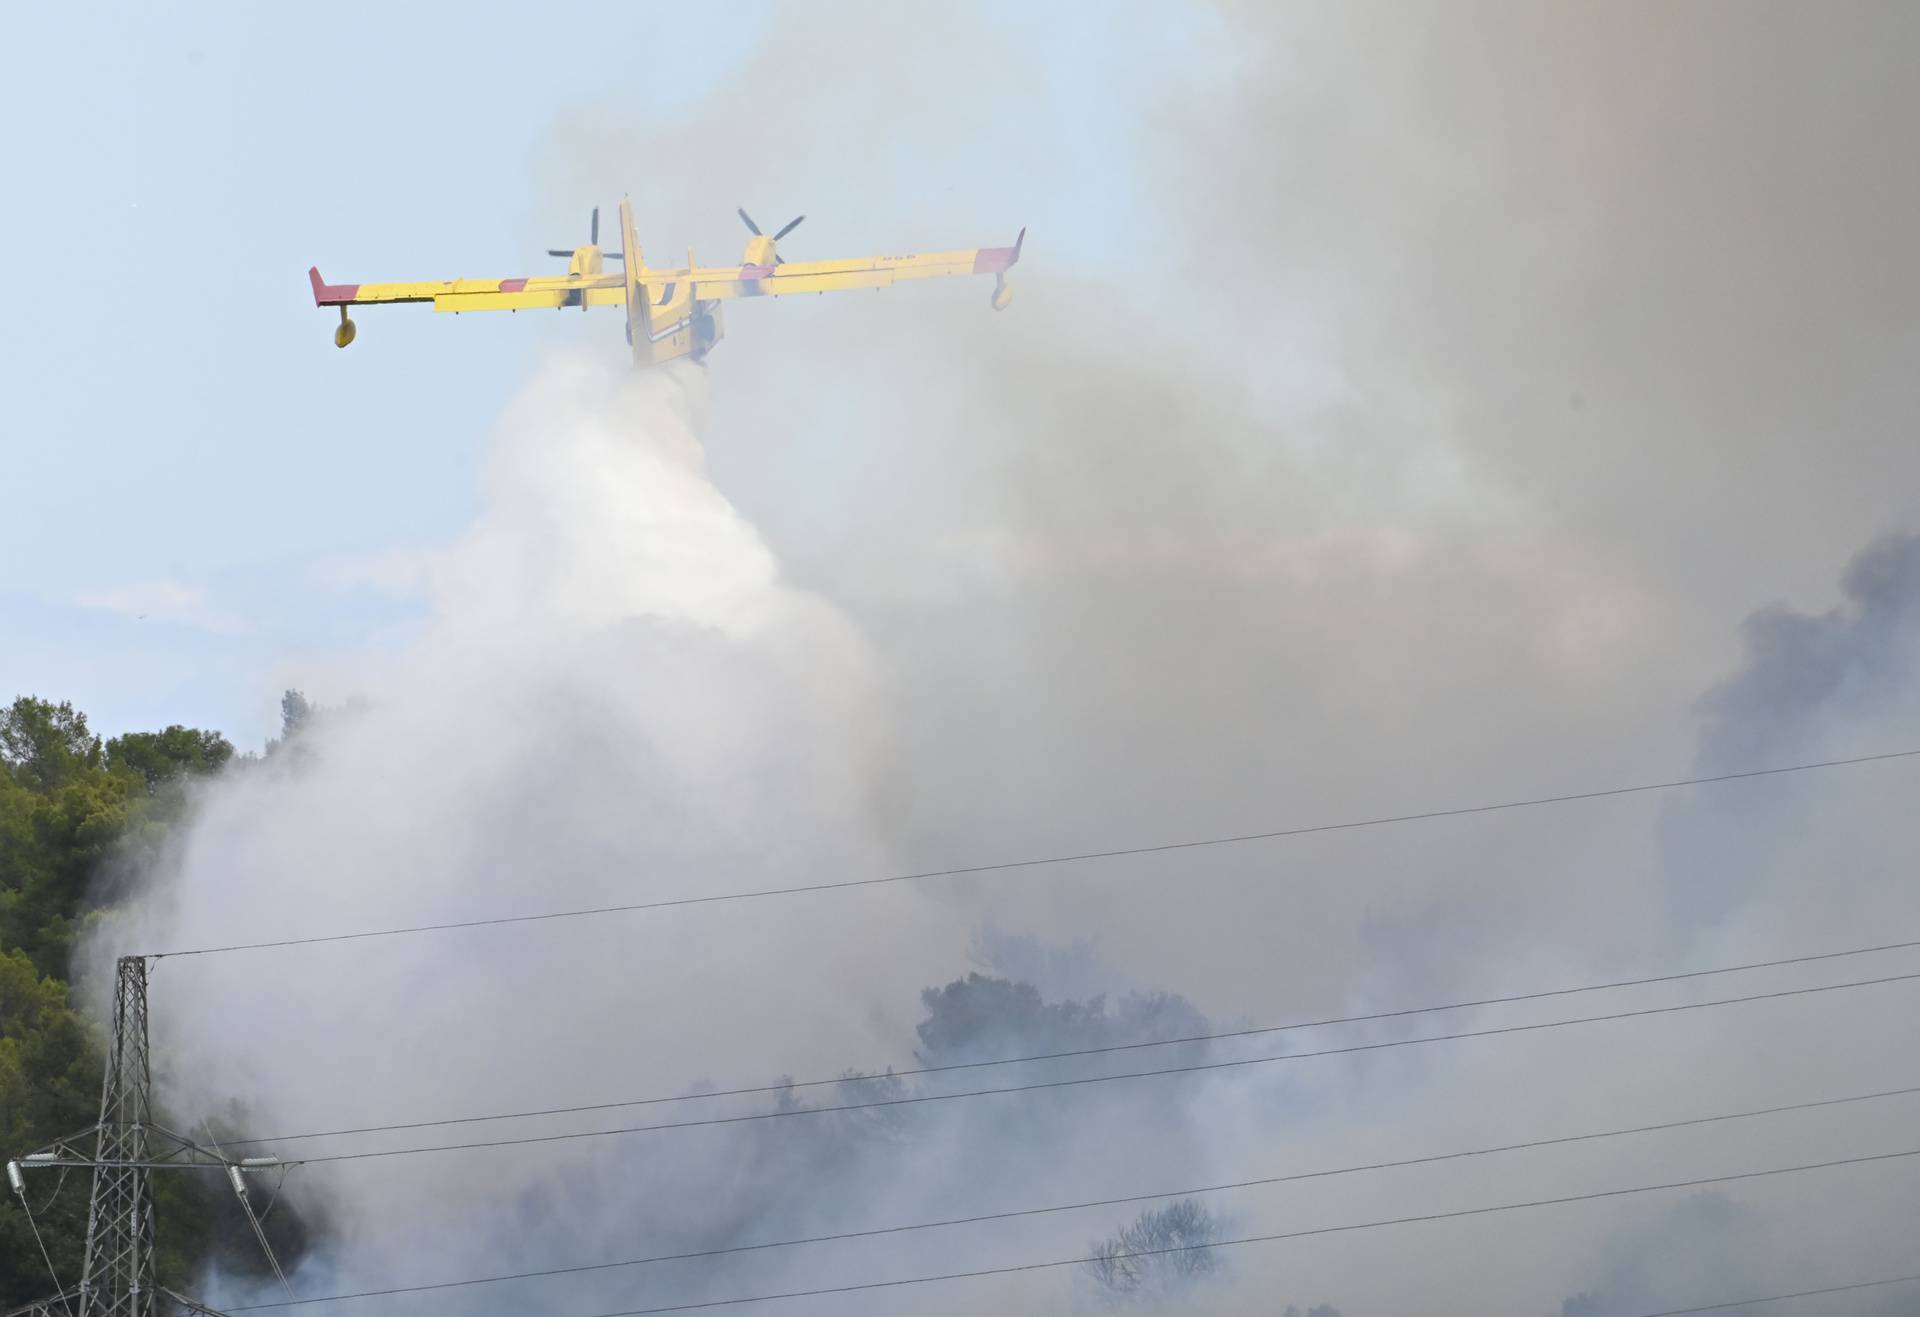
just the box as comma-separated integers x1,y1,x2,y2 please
547,207,606,258
737,208,805,262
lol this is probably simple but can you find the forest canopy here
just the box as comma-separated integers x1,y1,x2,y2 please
0,695,301,1308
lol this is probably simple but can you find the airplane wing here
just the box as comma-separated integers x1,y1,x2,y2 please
672,230,1024,302
309,229,1023,320
309,267,628,313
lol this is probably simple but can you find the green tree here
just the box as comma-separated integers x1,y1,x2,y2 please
106,727,234,794
0,694,305,1309
0,749,140,973
1,698,103,794
263,689,314,758
0,949,99,1301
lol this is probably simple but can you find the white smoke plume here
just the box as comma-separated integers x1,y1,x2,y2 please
99,362,1255,1316
101,363,980,1305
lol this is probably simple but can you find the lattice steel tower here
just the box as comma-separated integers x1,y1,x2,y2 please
78,955,157,1317
6,956,285,1317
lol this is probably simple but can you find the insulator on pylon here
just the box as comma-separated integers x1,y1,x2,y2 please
226,1165,249,1199
6,1162,24,1197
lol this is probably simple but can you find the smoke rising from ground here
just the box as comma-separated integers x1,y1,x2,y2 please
96,4,1920,1314
102,364,1323,1315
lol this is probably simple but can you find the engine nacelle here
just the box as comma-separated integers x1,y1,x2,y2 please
741,234,779,266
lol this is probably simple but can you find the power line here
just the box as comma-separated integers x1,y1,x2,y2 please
203,1122,295,1302
228,934,1920,1149
148,746,1920,959
13,1196,75,1317
480,1146,1920,1316
271,968,1920,1164
1631,1272,1920,1316
225,1081,1920,1310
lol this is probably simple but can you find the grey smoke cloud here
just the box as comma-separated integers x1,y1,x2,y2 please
1698,534,1920,772
93,4,1920,1314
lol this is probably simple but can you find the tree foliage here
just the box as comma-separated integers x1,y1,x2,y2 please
106,726,235,793
0,947,98,1302
915,972,1209,1068
0,698,103,794
0,698,237,973
0,694,302,1310
1085,1198,1226,1301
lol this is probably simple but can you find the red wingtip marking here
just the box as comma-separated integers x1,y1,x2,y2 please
973,246,1015,275
308,266,360,305
972,230,1025,274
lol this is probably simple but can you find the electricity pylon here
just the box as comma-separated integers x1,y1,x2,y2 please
6,957,291,1317
78,955,157,1317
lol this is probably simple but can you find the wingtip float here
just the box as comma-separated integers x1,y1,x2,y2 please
311,198,1024,368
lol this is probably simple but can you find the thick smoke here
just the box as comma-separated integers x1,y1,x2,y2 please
1698,535,1920,772
98,364,1321,1315
95,3,1920,1315
1654,534,1920,948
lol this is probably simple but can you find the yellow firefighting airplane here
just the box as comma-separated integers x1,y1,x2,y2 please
310,197,1023,367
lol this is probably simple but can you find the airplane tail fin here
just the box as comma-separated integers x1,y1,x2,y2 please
619,196,650,365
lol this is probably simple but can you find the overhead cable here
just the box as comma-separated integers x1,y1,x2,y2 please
149,746,1920,959
13,1197,75,1317
1629,1272,1920,1316
226,1081,1920,1309
452,1146,1920,1315
227,934,1920,1149
268,969,1920,1164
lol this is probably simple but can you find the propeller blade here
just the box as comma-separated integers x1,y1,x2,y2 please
736,207,762,236
773,214,806,240
591,207,600,245
604,251,624,260
546,249,573,257
775,255,785,264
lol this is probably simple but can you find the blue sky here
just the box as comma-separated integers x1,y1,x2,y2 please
0,3,1205,747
